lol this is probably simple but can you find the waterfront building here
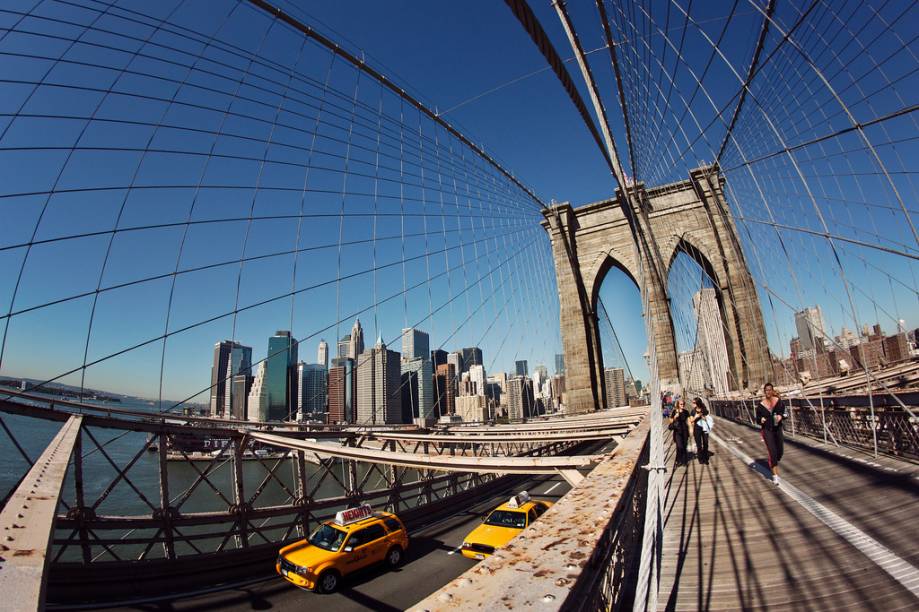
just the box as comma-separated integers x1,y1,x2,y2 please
694,288,731,395
265,330,298,421
298,362,327,420
229,374,253,420
515,360,528,377
317,339,329,369
604,367,627,408
433,363,456,417
209,340,252,418
555,353,565,375
356,336,402,425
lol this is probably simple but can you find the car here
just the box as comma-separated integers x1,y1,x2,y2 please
460,491,553,560
276,504,409,593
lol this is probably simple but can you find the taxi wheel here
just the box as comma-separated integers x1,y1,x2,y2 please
317,570,340,594
386,546,404,568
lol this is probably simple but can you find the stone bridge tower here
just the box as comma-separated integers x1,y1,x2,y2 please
543,166,771,414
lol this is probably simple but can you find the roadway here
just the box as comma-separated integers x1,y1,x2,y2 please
88,439,617,612
92,474,569,612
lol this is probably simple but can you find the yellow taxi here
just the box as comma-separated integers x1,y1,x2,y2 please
460,491,553,560
276,504,409,593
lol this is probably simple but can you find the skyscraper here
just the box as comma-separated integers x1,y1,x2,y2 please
447,352,463,378
356,336,402,425
433,363,456,417
401,357,434,425
298,362,327,420
795,306,826,353
223,342,253,418
317,339,329,369
229,374,253,420
507,376,534,420
515,360,528,377
337,334,351,359
694,288,730,395
247,361,268,422
678,349,707,394
468,363,486,396
555,353,565,375
461,347,483,371
328,357,355,424
401,327,430,361
210,340,252,418
350,319,365,360
265,330,298,421
604,367,627,408
431,349,448,368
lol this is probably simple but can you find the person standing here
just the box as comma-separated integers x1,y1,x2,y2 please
756,383,787,485
691,397,713,464
669,399,690,466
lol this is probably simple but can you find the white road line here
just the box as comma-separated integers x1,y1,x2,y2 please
545,482,562,494
711,432,919,601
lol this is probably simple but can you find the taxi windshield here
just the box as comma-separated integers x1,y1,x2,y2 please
485,510,526,529
308,523,347,552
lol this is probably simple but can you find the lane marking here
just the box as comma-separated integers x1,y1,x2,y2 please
545,482,562,494
711,432,919,600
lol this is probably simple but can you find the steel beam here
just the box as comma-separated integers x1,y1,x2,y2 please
249,432,601,475
0,415,82,611
373,428,633,444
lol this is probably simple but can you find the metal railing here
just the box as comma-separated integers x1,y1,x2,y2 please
711,394,919,462
0,395,597,605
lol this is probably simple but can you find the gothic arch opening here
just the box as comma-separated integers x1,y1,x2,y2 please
667,239,738,395
591,254,647,408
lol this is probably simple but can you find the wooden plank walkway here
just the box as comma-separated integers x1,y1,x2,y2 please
657,418,919,611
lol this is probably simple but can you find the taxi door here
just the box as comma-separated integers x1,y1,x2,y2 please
347,524,386,571
362,523,389,565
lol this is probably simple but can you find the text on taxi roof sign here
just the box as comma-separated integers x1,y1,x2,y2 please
335,504,373,526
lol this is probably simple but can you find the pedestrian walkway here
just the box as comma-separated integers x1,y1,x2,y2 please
657,417,919,610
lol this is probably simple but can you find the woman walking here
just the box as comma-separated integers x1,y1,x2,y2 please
756,383,787,485
669,399,690,466
691,398,713,464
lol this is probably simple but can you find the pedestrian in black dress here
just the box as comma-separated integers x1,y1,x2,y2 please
690,397,712,464
669,399,690,466
756,383,787,485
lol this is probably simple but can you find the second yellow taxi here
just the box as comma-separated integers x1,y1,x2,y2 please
460,491,553,560
276,504,409,593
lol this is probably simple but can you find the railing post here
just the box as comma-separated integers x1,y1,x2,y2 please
294,450,309,538
232,434,249,549
158,433,176,559
71,428,92,564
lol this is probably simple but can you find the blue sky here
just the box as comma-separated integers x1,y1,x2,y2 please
0,0,915,401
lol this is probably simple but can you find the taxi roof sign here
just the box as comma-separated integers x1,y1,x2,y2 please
334,504,373,526
507,490,531,509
